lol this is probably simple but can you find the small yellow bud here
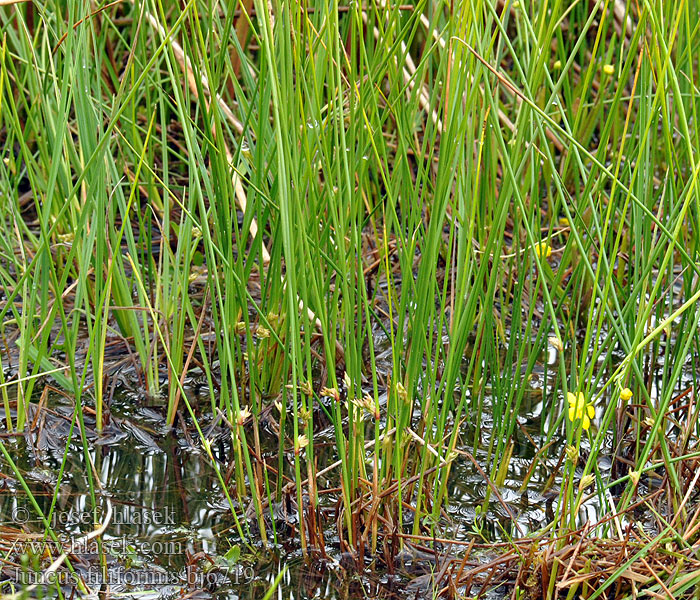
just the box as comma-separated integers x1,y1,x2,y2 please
620,387,633,402
603,64,615,76
553,60,562,70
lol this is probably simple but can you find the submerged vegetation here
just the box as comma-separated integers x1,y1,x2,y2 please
2,0,700,597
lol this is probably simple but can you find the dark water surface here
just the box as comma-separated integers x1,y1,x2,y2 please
1,361,654,600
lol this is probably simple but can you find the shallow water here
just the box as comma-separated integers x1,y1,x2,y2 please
0,378,602,600
3,319,689,600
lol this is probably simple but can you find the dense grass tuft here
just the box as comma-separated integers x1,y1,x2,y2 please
2,0,700,596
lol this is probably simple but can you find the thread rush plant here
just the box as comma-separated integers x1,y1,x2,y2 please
2,0,700,596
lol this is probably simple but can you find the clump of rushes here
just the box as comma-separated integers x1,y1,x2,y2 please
3,3,700,597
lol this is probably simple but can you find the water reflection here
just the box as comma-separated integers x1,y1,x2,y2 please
0,379,619,600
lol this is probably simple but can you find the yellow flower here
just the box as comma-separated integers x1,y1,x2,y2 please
567,392,595,430
602,64,615,76
534,242,552,259
620,387,633,401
